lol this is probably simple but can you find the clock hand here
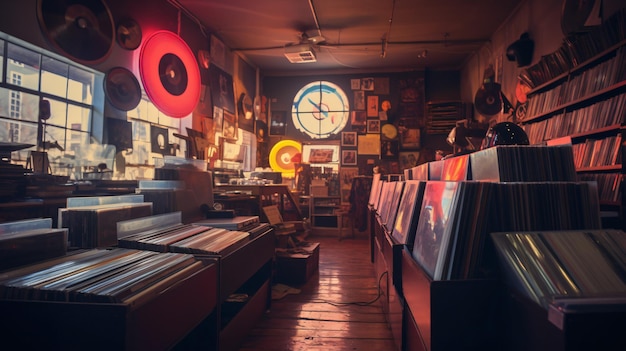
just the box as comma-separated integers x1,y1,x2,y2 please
307,97,329,118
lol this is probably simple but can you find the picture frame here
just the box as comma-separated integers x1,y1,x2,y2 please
222,110,237,140
351,110,366,126
353,91,365,110
367,119,380,133
269,110,286,135
341,131,357,147
367,95,379,117
381,140,399,159
400,128,421,149
341,150,357,165
358,134,380,155
351,79,361,90
361,77,375,91
399,151,420,169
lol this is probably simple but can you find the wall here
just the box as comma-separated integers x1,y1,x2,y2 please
0,0,261,176
461,0,625,124
262,70,460,173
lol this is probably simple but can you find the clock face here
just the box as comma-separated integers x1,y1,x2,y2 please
292,81,350,139
381,123,398,140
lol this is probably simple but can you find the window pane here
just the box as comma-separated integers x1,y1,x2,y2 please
45,98,67,128
0,118,37,160
6,43,40,91
0,87,41,122
67,104,91,132
68,66,94,104
41,56,68,98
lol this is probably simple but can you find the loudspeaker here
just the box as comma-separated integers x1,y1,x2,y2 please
506,32,534,67
39,99,51,120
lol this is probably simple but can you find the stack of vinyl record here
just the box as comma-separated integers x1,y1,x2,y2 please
0,248,204,303
59,202,153,249
469,145,577,182
410,180,602,282
491,229,626,309
0,227,68,271
118,223,251,256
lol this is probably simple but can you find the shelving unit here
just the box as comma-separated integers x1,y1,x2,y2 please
520,32,626,230
310,196,341,234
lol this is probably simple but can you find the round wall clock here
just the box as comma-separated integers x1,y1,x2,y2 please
381,123,398,140
292,81,350,139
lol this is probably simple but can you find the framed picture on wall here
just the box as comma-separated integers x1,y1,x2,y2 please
400,128,421,149
351,79,361,90
222,110,237,140
341,132,357,147
399,151,420,169
367,95,379,117
354,91,365,110
342,150,357,165
269,110,286,135
367,119,380,133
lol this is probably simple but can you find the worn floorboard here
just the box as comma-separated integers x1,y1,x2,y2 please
238,234,396,351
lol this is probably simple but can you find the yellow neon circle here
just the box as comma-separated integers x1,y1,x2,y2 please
269,139,302,178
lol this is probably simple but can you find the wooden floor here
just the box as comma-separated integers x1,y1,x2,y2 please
238,234,397,351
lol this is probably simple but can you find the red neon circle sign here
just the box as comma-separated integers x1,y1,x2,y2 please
139,31,200,118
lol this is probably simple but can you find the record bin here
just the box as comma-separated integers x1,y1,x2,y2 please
401,247,501,351
0,258,219,350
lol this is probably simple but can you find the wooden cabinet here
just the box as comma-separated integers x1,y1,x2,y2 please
310,196,341,233
520,36,626,230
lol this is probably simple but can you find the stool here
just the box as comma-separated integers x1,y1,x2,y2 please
336,208,354,241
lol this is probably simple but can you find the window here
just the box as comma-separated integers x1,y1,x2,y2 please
0,34,100,176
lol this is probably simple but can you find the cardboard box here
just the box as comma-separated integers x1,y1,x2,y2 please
275,242,320,286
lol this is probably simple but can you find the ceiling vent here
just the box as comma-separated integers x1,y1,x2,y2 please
284,43,317,63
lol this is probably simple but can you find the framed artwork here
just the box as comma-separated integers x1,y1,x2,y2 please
353,91,365,110
399,151,420,169
269,110,286,135
361,77,375,91
367,119,380,133
352,125,366,134
367,95,379,117
222,110,237,140
351,110,366,126
401,128,421,149
381,140,399,159
358,134,380,155
351,79,361,90
150,125,169,155
341,131,357,147
208,65,235,113
341,150,357,165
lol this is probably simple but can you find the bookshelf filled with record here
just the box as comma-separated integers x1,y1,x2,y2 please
518,9,626,229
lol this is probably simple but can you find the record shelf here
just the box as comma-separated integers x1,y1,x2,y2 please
519,12,626,230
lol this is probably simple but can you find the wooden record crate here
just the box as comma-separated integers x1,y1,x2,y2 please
0,260,219,350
